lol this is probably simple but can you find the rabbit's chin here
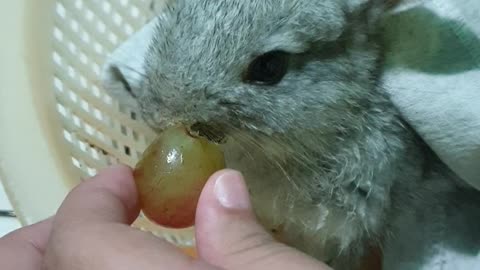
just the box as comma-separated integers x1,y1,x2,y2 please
215,107,419,268
218,135,382,265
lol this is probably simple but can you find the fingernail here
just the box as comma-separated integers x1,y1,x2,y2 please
214,170,250,210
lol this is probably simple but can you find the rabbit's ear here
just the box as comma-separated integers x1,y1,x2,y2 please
263,2,347,53
345,0,399,11
345,0,398,29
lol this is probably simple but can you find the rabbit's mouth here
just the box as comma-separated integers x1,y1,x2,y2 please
188,122,227,144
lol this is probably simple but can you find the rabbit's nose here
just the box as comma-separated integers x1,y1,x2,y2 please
102,64,139,98
101,17,159,101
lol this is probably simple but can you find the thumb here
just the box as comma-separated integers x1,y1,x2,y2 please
195,170,330,270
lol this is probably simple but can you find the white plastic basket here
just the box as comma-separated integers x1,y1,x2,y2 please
0,0,194,249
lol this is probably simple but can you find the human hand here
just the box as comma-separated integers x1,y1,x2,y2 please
0,166,330,270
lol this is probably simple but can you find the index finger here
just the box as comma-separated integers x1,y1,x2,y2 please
54,165,140,228
0,218,53,270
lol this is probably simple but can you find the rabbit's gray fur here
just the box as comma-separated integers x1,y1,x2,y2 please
103,0,480,269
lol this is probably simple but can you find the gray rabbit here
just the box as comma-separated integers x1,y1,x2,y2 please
102,0,480,269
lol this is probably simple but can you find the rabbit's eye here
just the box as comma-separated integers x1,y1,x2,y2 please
244,51,289,85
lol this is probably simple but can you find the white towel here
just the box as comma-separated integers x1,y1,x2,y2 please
382,0,480,190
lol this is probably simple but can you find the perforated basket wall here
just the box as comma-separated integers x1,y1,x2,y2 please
50,0,194,246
